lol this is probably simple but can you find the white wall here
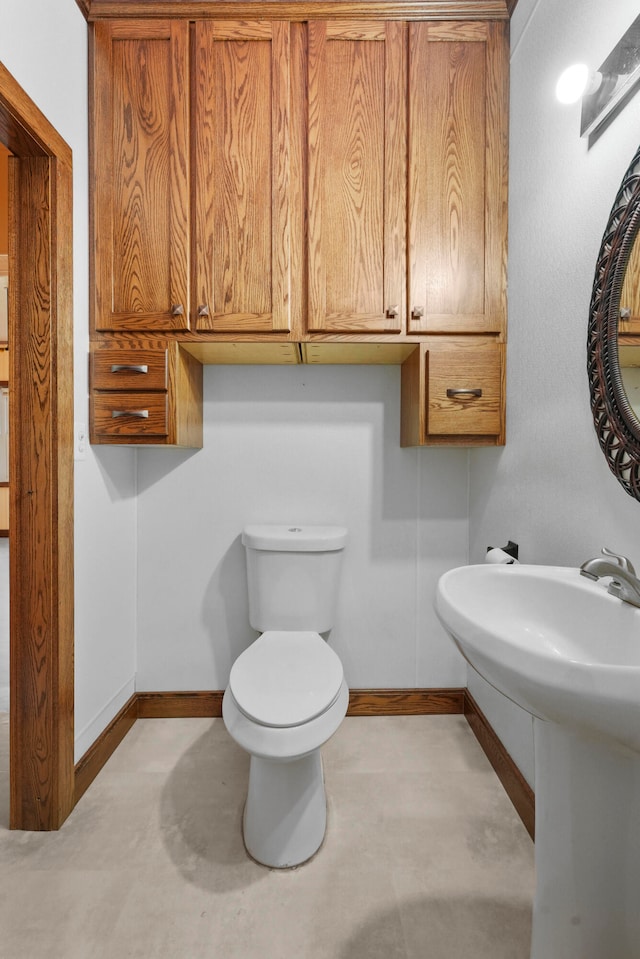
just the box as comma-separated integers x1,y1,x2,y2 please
469,0,640,787
0,542,8,710
136,365,469,692
8,0,638,783
0,0,139,760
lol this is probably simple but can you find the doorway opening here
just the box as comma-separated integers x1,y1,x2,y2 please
0,60,75,829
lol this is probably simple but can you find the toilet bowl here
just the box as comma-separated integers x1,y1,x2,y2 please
222,526,348,868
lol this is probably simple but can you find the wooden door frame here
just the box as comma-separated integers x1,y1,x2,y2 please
0,61,75,829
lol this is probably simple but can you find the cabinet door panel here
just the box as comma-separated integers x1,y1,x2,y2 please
194,21,291,333
408,22,508,334
307,21,406,333
93,21,190,332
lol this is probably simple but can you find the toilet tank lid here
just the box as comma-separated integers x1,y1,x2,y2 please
242,525,347,552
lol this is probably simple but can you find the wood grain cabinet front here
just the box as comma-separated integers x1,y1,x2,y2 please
407,22,508,336
306,20,406,334
305,20,508,338
88,12,509,448
92,21,191,333
193,21,293,334
92,19,293,335
400,339,505,446
90,343,203,448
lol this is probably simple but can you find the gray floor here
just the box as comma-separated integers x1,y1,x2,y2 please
0,713,534,958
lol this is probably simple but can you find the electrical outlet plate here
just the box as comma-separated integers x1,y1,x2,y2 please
74,421,87,461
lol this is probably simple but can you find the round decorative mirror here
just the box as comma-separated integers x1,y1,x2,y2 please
588,142,640,499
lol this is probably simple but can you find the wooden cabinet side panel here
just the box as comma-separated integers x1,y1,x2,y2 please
484,21,509,337
172,346,204,448
93,20,190,332
400,344,425,446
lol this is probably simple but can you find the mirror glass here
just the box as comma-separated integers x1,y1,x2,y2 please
619,235,640,422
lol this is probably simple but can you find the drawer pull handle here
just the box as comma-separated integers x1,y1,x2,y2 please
111,409,149,419
110,364,148,375
411,306,425,320
385,305,399,319
197,305,210,317
446,388,483,398
171,304,184,316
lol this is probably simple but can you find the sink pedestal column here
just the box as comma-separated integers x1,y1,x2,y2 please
532,719,640,959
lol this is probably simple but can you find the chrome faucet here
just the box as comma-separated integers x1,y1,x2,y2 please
579,547,640,608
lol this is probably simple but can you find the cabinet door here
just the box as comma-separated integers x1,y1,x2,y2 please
307,21,406,333
408,22,508,335
194,21,291,333
92,21,190,332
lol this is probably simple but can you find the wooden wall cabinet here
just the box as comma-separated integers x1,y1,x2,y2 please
90,341,203,447
306,20,406,334
306,20,508,339
193,21,293,334
400,339,505,446
92,21,191,333
407,22,507,336
92,18,294,335
89,10,508,448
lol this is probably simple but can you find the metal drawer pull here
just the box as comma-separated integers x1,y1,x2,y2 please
197,305,210,317
111,409,149,419
411,306,424,319
171,304,184,316
110,364,148,375
386,305,399,319
446,388,483,398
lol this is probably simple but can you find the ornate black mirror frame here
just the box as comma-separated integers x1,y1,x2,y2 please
588,142,640,499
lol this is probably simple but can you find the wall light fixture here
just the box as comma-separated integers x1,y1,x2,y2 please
556,14,640,141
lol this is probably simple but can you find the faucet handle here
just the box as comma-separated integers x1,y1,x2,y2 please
601,547,636,576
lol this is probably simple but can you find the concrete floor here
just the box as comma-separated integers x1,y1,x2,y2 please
0,713,534,958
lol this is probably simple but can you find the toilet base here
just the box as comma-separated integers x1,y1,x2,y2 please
243,750,327,868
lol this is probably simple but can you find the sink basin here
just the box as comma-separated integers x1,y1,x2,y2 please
435,563,640,752
435,563,640,959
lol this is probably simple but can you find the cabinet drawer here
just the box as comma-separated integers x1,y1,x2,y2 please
91,393,168,437
428,349,502,436
91,350,168,391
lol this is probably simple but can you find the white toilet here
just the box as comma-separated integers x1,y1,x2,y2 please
222,524,349,868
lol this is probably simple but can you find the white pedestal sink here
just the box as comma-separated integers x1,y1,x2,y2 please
435,564,640,959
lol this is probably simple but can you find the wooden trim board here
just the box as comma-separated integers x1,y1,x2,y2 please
347,687,464,715
1,60,75,831
464,690,535,840
74,688,535,842
137,690,225,718
74,695,138,804
76,1,515,22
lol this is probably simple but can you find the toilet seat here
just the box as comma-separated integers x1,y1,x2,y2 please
229,630,344,728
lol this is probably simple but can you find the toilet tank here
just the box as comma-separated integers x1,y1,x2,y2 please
242,525,347,633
